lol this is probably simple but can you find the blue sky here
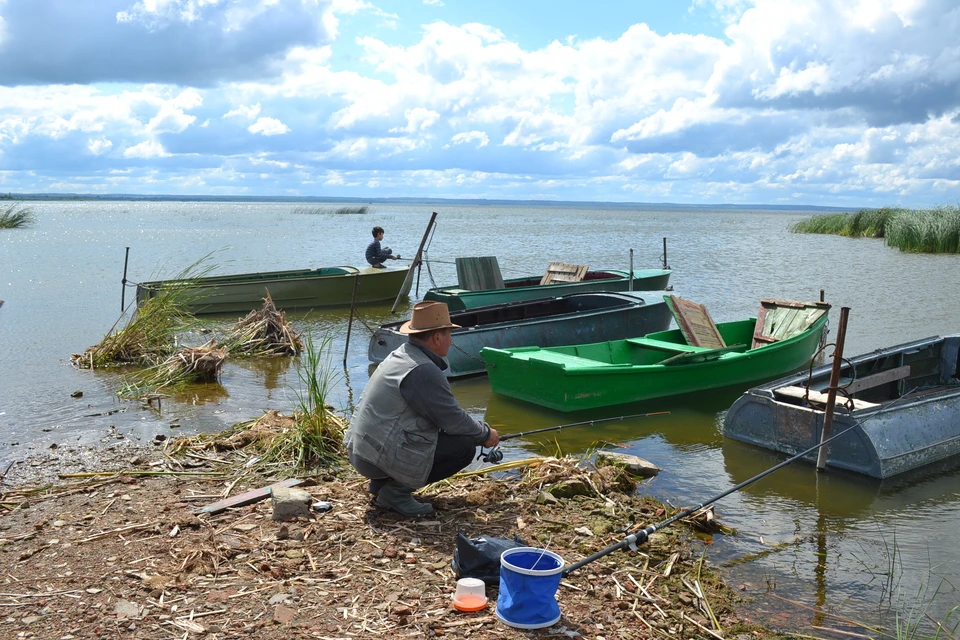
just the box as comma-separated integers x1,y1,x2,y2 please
1,0,959,206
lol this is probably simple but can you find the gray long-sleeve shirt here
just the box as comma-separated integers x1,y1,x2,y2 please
399,341,491,442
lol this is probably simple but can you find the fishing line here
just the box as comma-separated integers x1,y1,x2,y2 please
561,383,935,576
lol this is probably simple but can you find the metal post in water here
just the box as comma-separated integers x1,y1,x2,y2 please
628,249,634,291
816,306,850,471
662,237,668,270
391,211,438,314
121,247,130,312
343,273,361,365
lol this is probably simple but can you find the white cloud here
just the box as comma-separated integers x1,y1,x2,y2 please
224,104,262,120
124,139,170,158
449,131,489,147
248,117,290,135
88,138,113,155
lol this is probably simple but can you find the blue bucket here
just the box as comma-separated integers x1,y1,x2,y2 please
495,547,565,629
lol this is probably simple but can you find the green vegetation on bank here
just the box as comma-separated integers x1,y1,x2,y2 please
0,202,35,228
292,205,370,215
792,205,960,253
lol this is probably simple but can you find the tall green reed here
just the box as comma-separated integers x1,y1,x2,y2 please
0,202,35,229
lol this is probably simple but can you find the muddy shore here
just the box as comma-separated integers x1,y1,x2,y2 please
0,436,775,640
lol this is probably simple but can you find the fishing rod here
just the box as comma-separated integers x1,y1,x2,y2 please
478,411,671,464
560,418,863,576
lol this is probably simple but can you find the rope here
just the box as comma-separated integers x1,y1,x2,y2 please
451,341,489,366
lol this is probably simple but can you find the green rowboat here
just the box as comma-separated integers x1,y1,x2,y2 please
423,268,672,312
482,298,830,412
136,265,412,315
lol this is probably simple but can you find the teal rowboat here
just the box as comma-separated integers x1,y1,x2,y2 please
482,299,830,412
423,268,671,312
136,265,412,315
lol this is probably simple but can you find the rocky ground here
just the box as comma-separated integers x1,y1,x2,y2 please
1,433,773,640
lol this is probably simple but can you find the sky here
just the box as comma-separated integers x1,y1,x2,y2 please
1,0,959,206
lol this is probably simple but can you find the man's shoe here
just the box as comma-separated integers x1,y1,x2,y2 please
368,477,388,497
375,481,434,517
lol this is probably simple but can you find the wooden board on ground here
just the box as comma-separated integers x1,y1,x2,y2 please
540,262,588,285
455,257,505,291
199,478,305,515
665,295,726,349
752,299,831,349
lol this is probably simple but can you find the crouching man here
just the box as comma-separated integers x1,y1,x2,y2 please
344,301,499,516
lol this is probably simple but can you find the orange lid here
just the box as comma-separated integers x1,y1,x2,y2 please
452,594,488,612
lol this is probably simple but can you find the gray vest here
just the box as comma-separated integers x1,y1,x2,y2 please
344,343,438,488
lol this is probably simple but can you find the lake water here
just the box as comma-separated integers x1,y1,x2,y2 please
2,200,959,633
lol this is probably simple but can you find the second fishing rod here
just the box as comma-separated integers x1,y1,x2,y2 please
478,411,670,464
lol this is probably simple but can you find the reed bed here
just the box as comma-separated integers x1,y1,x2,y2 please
291,205,370,215
222,294,303,356
0,202,35,229
792,205,960,253
885,204,960,253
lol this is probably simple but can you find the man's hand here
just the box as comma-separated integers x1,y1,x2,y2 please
483,428,499,448
391,254,400,260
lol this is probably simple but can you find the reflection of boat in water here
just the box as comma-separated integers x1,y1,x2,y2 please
721,435,960,517
723,334,960,479
481,387,734,455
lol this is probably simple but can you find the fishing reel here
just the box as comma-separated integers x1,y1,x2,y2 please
477,446,504,464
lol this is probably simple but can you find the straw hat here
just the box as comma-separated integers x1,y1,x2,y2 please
399,301,461,334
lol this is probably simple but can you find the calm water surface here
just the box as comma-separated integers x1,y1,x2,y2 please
2,201,960,633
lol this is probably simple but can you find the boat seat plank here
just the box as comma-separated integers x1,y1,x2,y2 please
660,343,746,365
774,385,879,410
830,365,911,395
514,350,604,368
626,337,712,353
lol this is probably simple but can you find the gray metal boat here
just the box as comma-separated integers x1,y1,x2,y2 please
723,335,960,479
368,291,674,378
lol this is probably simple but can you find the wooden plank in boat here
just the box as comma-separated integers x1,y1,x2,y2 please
828,365,911,395
456,257,505,291
753,299,830,348
665,295,726,349
774,385,878,410
540,262,588,285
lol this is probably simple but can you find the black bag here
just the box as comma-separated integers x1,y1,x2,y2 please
451,532,526,586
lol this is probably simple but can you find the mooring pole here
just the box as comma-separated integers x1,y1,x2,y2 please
121,246,130,312
662,237,668,270
628,249,634,291
816,306,850,470
343,273,361,365
391,211,438,314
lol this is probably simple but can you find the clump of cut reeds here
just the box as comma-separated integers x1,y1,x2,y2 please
258,333,345,469
0,202,35,229
223,294,303,356
118,340,227,397
292,205,370,215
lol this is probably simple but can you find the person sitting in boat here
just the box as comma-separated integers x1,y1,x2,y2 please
365,226,400,268
344,301,499,517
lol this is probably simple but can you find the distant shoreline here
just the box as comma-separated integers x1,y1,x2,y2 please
1,193,856,212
